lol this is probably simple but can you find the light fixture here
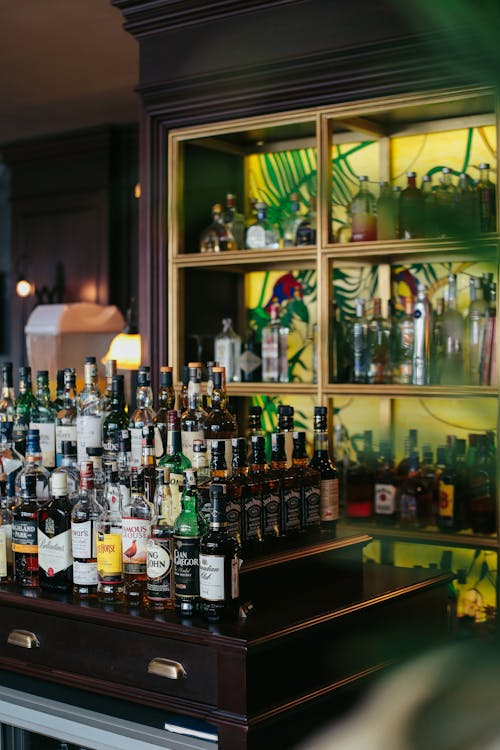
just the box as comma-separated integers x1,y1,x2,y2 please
102,302,141,370
16,277,34,298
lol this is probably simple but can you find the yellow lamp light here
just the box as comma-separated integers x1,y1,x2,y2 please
102,302,141,370
16,278,34,298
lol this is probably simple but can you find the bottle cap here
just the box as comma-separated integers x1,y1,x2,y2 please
61,440,77,457
160,366,173,387
105,461,118,475
212,370,223,388
209,483,227,525
314,406,327,417
407,171,417,177
167,410,181,429
18,366,31,379
181,365,190,386
358,175,369,182
193,439,207,453
85,356,96,364
51,471,68,495
111,374,124,394
86,446,103,457
479,162,490,170
130,468,144,491
137,368,150,386
26,429,41,452
278,404,294,417
80,461,94,478
1,362,13,384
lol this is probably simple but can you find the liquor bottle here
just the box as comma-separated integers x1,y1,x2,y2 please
0,422,24,505
376,181,399,240
0,362,15,425
271,431,301,535
103,460,122,514
435,167,458,237
309,406,339,532
245,201,280,249
180,363,207,464
129,366,156,468
223,193,246,250
399,171,424,239
118,429,132,512
160,410,191,524
367,298,392,384
467,277,488,385
277,404,294,469
200,203,235,253
71,460,102,599
76,357,104,465
29,370,57,471
173,468,208,617
247,405,264,443
54,369,65,412
260,436,281,540
468,434,496,534
192,439,210,486
292,431,320,531
476,162,496,232
50,440,80,500
457,173,480,235
282,192,303,246
399,451,423,528
422,173,438,237
102,359,117,418
437,437,462,532
242,435,264,547
86,447,106,508
13,366,37,456
440,274,465,385
96,466,124,603
200,483,240,622
122,468,152,606
373,441,399,525
348,298,369,384
146,467,174,610
214,318,241,383
262,298,289,383
179,365,189,412
412,284,433,385
431,297,445,384
394,296,414,385
396,428,419,478
15,428,50,503
419,445,439,527
55,368,77,467
204,360,217,412
295,194,317,246
199,439,228,526
350,176,377,242
227,437,249,545
0,481,12,582
240,324,262,383
12,473,39,587
203,366,237,473
38,471,73,592
345,430,377,520
139,424,157,507
155,366,175,457
102,374,129,465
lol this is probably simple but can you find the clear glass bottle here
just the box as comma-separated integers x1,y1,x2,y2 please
102,359,117,418
422,173,438,237
15,428,50,503
467,276,488,385
146,466,175,610
180,363,207,464
240,324,262,383
214,318,242,383
457,172,480,235
76,357,104,466
96,464,124,603
440,273,465,385
348,298,369,384
155,366,176,458
30,370,57,470
435,167,458,237
12,473,39,588
367,298,392,384
55,368,77,467
160,409,191,523
86,447,106,508
476,162,496,233
0,362,15,426
13,366,37,456
200,203,236,253
350,176,377,242
50,440,80,500
431,297,445,385
38,471,73,592
261,298,289,383
412,284,433,386
122,468,152,606
128,365,156,468
245,201,280,249
394,296,414,385
399,171,424,239
309,406,339,532
223,193,246,250
0,421,24,506
71,460,102,599
282,192,303,246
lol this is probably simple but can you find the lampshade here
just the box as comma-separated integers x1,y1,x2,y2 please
102,331,141,370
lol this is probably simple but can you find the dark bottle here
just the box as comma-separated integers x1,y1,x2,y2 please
12,473,39,587
205,360,217,412
271,431,301,536
181,363,207,465
244,435,266,547
179,365,189,412
397,429,419,479
102,375,129,465
419,446,438,527
399,171,424,239
55,368,77,467
123,468,152,606
155,366,175,457
118,429,131,512
30,370,57,470
476,162,496,233
309,406,339,532
468,434,496,534
346,430,377,520
437,438,462,532
292,431,320,531
399,451,422,528
227,437,249,546
173,468,208,617
247,404,263,456
203,367,238,473
373,441,399,525
0,361,15,425
146,467,174,611
200,439,228,527
71,461,102,599
277,404,294,469
200,483,240,622
13,366,37,456
139,424,157,507
261,437,281,539
331,303,348,384
240,326,262,383
295,194,317,246
38,471,73,592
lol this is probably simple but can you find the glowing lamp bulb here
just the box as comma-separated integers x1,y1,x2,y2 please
16,279,33,298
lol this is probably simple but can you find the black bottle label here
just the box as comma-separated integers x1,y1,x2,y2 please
174,537,200,598
283,487,301,531
262,487,280,536
303,484,321,526
243,494,262,541
12,519,38,551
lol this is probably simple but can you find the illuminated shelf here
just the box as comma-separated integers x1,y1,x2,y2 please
227,382,317,397
173,246,317,270
324,384,498,398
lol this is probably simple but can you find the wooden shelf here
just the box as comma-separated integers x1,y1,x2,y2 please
173,246,317,270
227,381,317,396
338,521,498,550
324,384,498,398
324,234,499,263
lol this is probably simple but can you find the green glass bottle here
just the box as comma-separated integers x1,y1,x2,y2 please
173,468,208,617
159,410,191,527
30,370,57,470
13,366,37,456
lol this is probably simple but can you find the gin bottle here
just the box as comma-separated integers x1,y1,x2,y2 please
214,318,241,383
261,299,289,383
245,202,280,249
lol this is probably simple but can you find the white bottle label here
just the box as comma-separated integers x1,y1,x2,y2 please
320,478,340,521
246,224,266,249
129,427,143,468
0,528,7,577
181,430,205,464
56,425,77,456
146,538,172,580
199,553,225,601
375,483,397,515
214,339,232,381
73,559,98,585
37,528,72,576
262,330,280,381
30,421,56,468
122,518,151,570
76,416,103,464
71,520,95,558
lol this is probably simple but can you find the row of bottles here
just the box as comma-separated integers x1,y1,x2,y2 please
200,193,316,253
345,166,496,243
332,273,497,386
343,428,497,534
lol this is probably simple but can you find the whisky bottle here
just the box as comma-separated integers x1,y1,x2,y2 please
223,193,245,250
262,298,289,383
173,468,208,617
139,424,157,507
399,451,429,528
277,404,294,469
271,432,301,536
199,439,228,526
346,430,377,520
204,360,217,412
71,460,102,599
12,473,39,587
96,466,124,603
122,468,152,606
13,366,37,456
102,359,117,419
118,429,131,512
0,422,24,505
0,480,12,582
76,357,104,465
129,366,157,468
155,366,175,457
180,363,207,464
86,447,106,508
30,372,57,471
468,434,496,534
160,410,191,524
192,439,210,485
54,369,65,412
203,366,237,473
102,374,129,465
179,365,189,412
200,483,240,622
437,438,462,532
399,171,424,239
0,362,15,425
55,368,77,467
309,407,339,532
374,442,399,525
214,319,242,383
476,162,496,232
350,175,377,242
292,431,320,531
244,435,266,546
147,467,174,610
226,437,248,546
15,428,50,503
38,471,73,592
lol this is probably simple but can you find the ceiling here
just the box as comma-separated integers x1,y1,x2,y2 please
0,0,139,146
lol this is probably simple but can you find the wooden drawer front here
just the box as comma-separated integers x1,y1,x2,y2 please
0,607,217,706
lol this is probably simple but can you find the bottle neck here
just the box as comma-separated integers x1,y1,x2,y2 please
136,386,153,409
166,428,182,454
313,431,329,453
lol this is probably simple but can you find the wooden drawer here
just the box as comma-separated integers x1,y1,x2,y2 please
0,605,218,706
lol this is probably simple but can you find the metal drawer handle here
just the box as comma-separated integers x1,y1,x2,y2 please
8,629,40,649
148,658,187,680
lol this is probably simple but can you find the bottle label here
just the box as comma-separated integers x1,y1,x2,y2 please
303,484,321,526
97,532,122,582
231,556,239,599
129,427,143,468
73,559,98,585
283,487,301,531
206,439,233,478
262,487,280,536
174,536,200,598
214,339,232,382
240,349,262,377
12,519,38,553
168,472,184,524
30,421,56,468
320,478,339,521
399,492,418,522
439,482,454,518
122,518,150,573
56,424,77,460
246,224,266,249
244,494,262,541
199,553,225,601
76,415,103,464
181,430,205,464
0,528,7,577
147,537,172,588
37,528,72,576
71,520,97,559
225,493,241,541
374,483,397,515
283,432,293,469
262,331,280,381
